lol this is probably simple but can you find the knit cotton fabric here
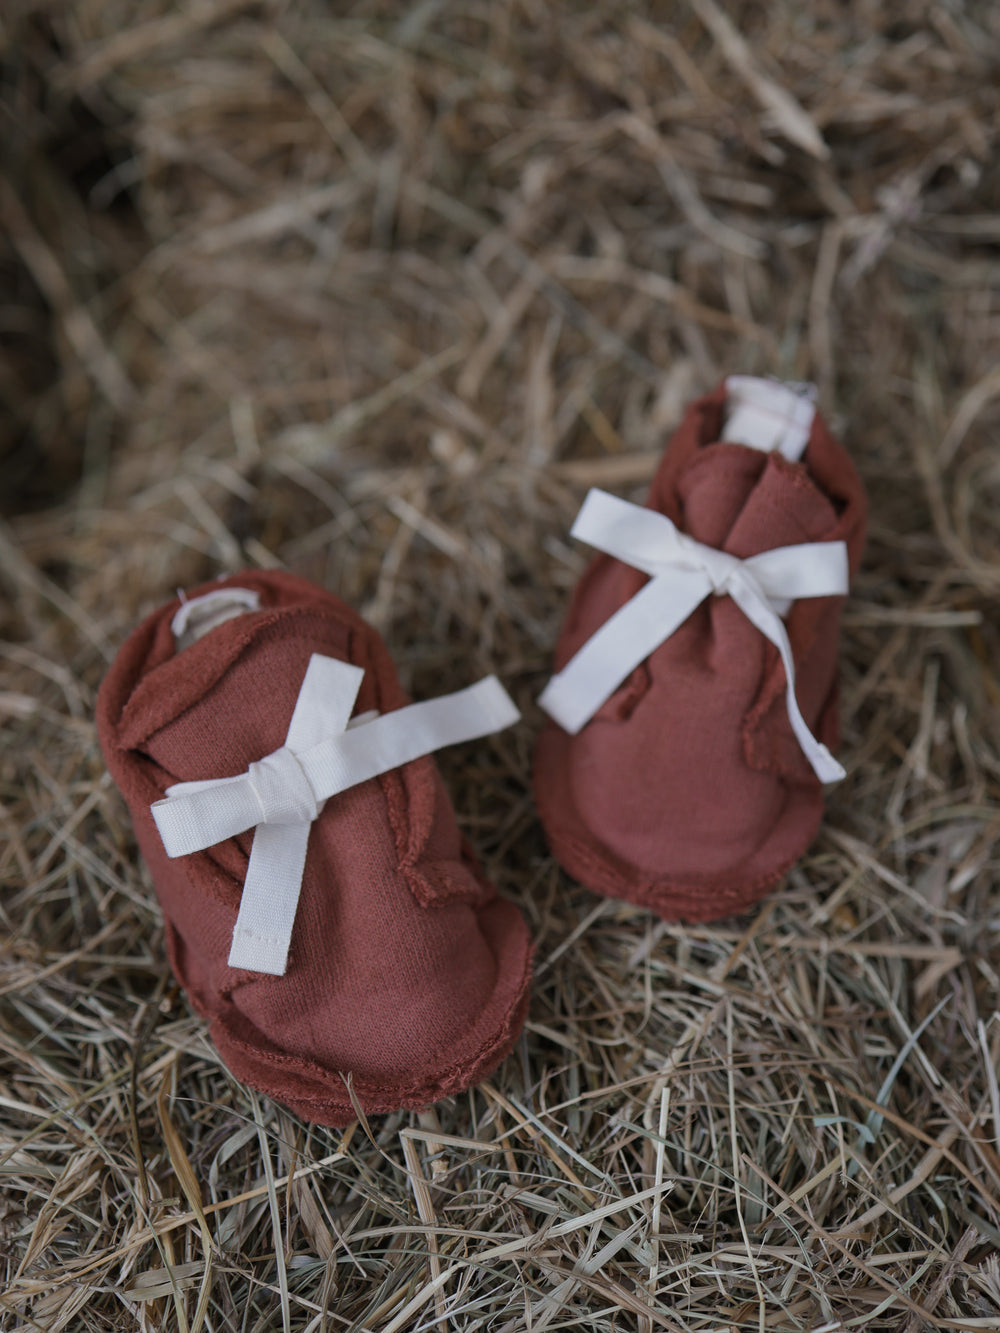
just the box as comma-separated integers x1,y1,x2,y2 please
98,571,532,1126
534,384,867,920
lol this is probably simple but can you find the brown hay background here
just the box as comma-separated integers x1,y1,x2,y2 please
3,2,1000,1329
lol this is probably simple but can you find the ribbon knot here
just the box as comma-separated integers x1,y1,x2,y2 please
151,655,519,976
538,488,850,784
691,541,742,595
247,748,319,825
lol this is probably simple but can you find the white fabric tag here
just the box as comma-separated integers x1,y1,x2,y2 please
538,488,849,783
150,657,520,976
721,376,816,462
172,587,261,650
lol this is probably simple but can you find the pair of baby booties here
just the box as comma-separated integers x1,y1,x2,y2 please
98,379,867,1126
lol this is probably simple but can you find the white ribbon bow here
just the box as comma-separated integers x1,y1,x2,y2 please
537,488,849,783
152,655,520,976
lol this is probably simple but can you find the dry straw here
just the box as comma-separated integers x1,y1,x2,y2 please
2,1,1000,1329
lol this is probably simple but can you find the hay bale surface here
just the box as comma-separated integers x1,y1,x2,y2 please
3,2,1000,1328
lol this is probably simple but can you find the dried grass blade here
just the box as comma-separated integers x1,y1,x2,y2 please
157,1070,213,1333
400,1130,447,1328
688,0,829,159
249,1092,291,1333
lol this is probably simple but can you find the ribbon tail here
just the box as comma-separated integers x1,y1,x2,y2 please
296,675,520,798
538,570,710,735
729,577,846,784
227,821,311,975
286,654,363,753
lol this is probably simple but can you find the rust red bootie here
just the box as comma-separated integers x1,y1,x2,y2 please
535,377,867,921
98,571,532,1126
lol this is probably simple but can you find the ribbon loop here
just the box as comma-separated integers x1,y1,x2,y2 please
151,657,520,976
538,488,849,783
